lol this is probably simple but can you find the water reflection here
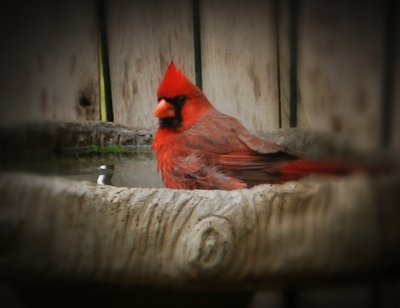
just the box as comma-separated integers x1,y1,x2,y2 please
0,152,164,189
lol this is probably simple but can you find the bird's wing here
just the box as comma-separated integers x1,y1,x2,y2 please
183,110,282,154
179,110,296,185
237,129,281,154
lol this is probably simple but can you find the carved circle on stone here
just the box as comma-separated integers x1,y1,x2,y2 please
178,215,235,278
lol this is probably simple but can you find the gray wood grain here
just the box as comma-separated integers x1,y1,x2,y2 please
0,1,100,123
107,0,195,129
297,0,384,149
201,0,280,133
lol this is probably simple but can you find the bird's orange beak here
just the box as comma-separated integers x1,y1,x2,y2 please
154,99,175,118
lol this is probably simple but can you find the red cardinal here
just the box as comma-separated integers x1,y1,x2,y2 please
152,63,357,190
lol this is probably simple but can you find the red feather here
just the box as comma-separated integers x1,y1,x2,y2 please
157,62,200,100
152,63,368,190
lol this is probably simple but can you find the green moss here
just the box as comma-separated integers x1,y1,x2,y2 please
83,145,125,154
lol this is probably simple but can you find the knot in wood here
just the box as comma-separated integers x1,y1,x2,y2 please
180,216,234,277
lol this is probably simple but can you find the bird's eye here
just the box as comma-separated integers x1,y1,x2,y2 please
176,96,186,104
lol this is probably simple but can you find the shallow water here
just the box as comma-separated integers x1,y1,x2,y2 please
0,151,164,188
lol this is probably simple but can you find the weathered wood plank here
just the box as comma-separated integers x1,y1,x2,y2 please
0,171,399,288
0,1,100,123
392,3,400,149
201,0,280,133
107,0,195,129
297,0,384,149
278,0,291,128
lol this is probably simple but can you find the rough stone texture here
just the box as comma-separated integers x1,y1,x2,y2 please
258,129,397,165
0,121,153,152
1,121,399,289
0,172,399,289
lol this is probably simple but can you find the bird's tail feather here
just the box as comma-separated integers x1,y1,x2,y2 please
269,160,365,183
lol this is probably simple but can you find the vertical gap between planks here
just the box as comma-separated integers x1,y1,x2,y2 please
381,0,397,147
192,0,203,90
97,0,114,122
275,0,282,128
289,0,298,127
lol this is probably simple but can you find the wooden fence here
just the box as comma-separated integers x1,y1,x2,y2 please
0,0,399,149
